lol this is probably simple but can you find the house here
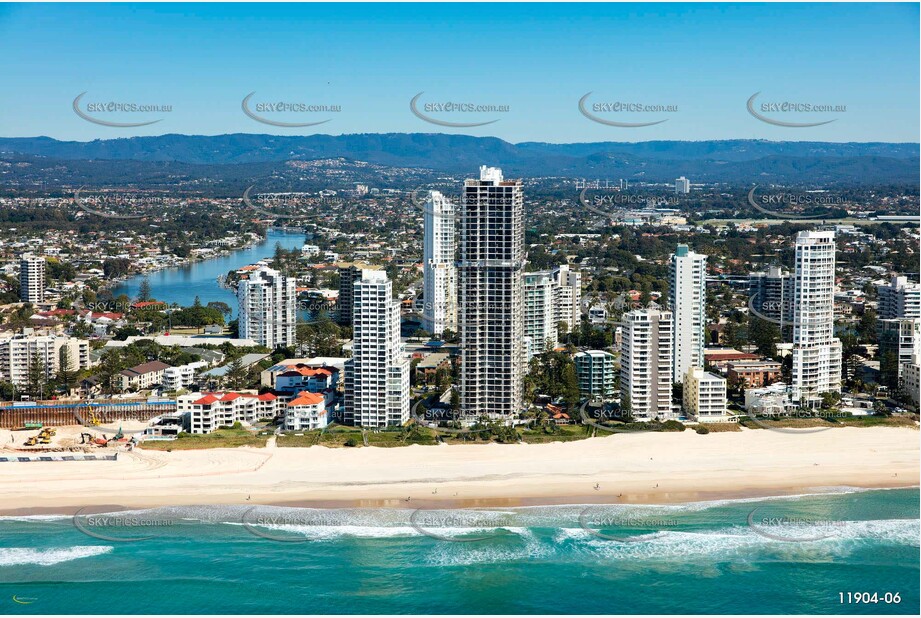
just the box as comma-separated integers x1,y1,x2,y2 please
114,360,171,391
284,391,328,431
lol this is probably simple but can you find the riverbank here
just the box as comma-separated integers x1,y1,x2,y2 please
109,229,305,313
0,426,916,514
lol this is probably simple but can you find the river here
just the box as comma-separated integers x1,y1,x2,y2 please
111,229,305,316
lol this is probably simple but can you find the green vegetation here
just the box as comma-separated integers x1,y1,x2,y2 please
142,427,267,450
739,414,916,430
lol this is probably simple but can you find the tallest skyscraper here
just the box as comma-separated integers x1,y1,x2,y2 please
458,166,525,421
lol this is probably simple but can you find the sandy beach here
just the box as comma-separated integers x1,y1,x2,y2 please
0,426,917,514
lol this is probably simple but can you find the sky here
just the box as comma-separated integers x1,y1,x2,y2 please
0,2,918,144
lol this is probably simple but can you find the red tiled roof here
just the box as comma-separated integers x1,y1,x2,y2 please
193,394,219,405
288,392,325,407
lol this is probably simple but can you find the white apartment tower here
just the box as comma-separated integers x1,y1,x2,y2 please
422,191,457,336
237,265,296,349
551,264,582,330
523,271,558,359
669,244,707,383
621,307,674,420
791,230,842,405
878,275,920,319
675,176,690,195
0,332,90,388
343,270,410,427
458,166,525,421
19,253,45,304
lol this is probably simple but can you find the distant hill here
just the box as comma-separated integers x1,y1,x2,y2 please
0,134,917,185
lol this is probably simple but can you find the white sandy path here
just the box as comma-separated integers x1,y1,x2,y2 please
0,426,917,512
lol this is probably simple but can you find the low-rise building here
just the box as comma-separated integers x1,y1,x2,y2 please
274,365,338,401
901,354,920,405
115,360,171,392
683,367,728,421
284,391,328,431
726,359,782,388
178,391,279,434
704,348,760,373
744,382,795,416
415,352,451,383
162,361,208,392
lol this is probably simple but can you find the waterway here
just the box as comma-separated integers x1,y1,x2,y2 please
111,230,305,316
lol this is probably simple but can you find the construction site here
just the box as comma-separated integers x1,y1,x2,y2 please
0,399,175,456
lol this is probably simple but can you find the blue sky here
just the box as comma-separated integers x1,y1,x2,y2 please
0,2,917,143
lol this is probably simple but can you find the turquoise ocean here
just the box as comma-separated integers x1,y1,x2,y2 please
1,488,918,614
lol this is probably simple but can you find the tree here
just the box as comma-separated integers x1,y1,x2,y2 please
620,394,632,421
857,308,878,344
137,278,152,302
561,363,580,410
0,381,15,402
26,354,46,398
57,346,77,392
225,357,248,390
207,301,232,317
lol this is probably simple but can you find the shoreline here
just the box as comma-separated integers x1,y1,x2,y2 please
0,426,917,516
2,483,917,518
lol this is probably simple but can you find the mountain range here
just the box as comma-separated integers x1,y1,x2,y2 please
0,134,917,186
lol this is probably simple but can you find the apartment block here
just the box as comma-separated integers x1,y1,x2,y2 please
621,307,674,419
669,244,706,383
343,270,409,427
574,349,617,399
237,265,296,348
683,367,727,421
422,191,457,336
791,230,842,405
0,332,90,388
877,275,920,319
458,166,525,421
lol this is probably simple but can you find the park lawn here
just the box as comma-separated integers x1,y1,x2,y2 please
696,422,743,432
276,431,323,447
141,427,267,450
740,414,916,430
364,427,440,447
519,425,592,443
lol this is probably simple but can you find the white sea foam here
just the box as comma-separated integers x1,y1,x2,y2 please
0,546,112,567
